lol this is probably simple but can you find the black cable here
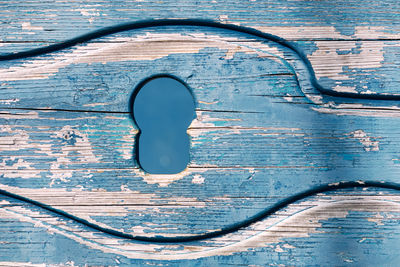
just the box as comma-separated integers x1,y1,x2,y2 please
1,181,400,243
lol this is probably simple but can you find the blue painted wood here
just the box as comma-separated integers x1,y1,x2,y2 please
1,1,400,266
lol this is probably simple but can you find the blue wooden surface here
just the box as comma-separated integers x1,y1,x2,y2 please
1,1,400,266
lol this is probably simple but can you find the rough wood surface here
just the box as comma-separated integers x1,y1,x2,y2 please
1,1,400,266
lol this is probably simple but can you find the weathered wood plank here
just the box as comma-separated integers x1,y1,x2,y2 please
1,0,400,265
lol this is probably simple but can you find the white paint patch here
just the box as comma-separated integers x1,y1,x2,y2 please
306,94,323,104
283,96,293,102
130,225,146,234
309,41,386,81
0,262,46,267
224,39,284,61
333,85,357,93
131,167,208,187
76,9,100,17
82,102,109,107
74,8,100,24
347,130,379,152
0,125,29,150
0,111,38,119
0,158,41,179
0,98,19,105
0,125,43,178
49,157,73,186
0,123,105,185
116,127,138,160
27,125,102,186
21,22,44,31
253,127,304,138
51,125,101,163
282,243,295,249
0,261,76,267
254,25,400,40
335,103,369,109
354,26,400,40
198,100,219,105
311,107,400,118
218,15,229,21
189,111,218,129
0,33,285,81
191,174,205,184
367,212,385,226
189,111,241,130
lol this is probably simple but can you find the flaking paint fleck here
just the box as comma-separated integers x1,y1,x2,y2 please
347,130,379,152
0,99,19,105
333,85,357,93
191,174,205,184
21,22,44,31
131,167,208,187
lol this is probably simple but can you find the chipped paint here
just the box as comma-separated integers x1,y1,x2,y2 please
116,128,138,160
0,33,284,81
283,96,293,102
191,174,205,184
0,111,38,119
0,125,29,151
348,130,379,152
0,183,205,222
0,158,41,179
21,22,44,31
0,99,19,105
189,111,241,129
254,25,400,40
1,124,102,185
198,100,219,105
311,107,400,117
333,85,357,93
367,212,386,226
131,167,208,187
309,41,387,81
189,111,218,129
218,15,229,21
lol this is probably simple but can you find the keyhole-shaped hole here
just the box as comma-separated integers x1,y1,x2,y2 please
132,75,196,174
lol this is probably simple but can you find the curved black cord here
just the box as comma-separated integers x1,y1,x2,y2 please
0,19,399,100
1,181,400,243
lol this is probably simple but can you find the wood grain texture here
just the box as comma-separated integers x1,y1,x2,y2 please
1,0,400,266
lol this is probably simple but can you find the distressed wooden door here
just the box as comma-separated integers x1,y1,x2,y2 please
1,1,400,266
